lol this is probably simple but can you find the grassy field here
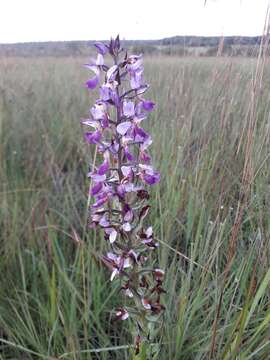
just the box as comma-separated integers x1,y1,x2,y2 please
1,54,270,359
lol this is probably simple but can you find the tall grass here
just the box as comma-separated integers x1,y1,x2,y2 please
1,54,270,359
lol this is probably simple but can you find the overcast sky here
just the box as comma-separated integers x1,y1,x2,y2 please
0,0,269,43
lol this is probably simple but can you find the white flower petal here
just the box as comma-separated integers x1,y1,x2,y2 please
146,226,153,238
122,222,131,232
109,229,117,243
110,269,118,281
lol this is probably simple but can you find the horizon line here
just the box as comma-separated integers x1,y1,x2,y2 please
0,34,265,46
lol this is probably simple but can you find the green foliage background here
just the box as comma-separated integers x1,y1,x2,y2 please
1,55,270,359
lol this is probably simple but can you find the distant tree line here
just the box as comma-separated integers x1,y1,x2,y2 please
160,36,262,47
0,36,265,57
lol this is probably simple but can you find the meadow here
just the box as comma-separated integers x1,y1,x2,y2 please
1,53,270,359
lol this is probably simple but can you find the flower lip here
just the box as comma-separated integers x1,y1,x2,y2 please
122,222,131,232
141,298,151,310
123,101,135,117
105,228,118,243
154,268,165,280
84,64,100,89
117,121,132,136
91,103,107,120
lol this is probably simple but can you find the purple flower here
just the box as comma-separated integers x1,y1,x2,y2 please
123,101,135,117
103,252,132,281
100,80,119,104
126,55,143,71
143,173,160,185
130,68,144,89
97,159,109,175
82,36,164,352
85,130,101,144
134,126,149,142
116,121,132,135
140,136,152,151
85,63,100,90
91,182,103,196
94,41,108,55
124,145,134,161
89,173,106,182
121,165,134,180
139,164,160,185
95,54,104,66
142,100,155,112
92,195,108,209
105,228,118,243
86,75,99,90
107,65,118,81
91,103,107,120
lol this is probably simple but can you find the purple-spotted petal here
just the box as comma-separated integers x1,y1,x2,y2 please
116,121,132,135
123,101,135,117
99,215,110,227
126,55,143,71
91,103,106,120
107,252,118,261
129,66,144,89
121,166,133,178
141,136,152,151
134,127,149,143
124,209,134,222
100,85,111,101
140,151,151,163
143,172,160,185
130,73,142,89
